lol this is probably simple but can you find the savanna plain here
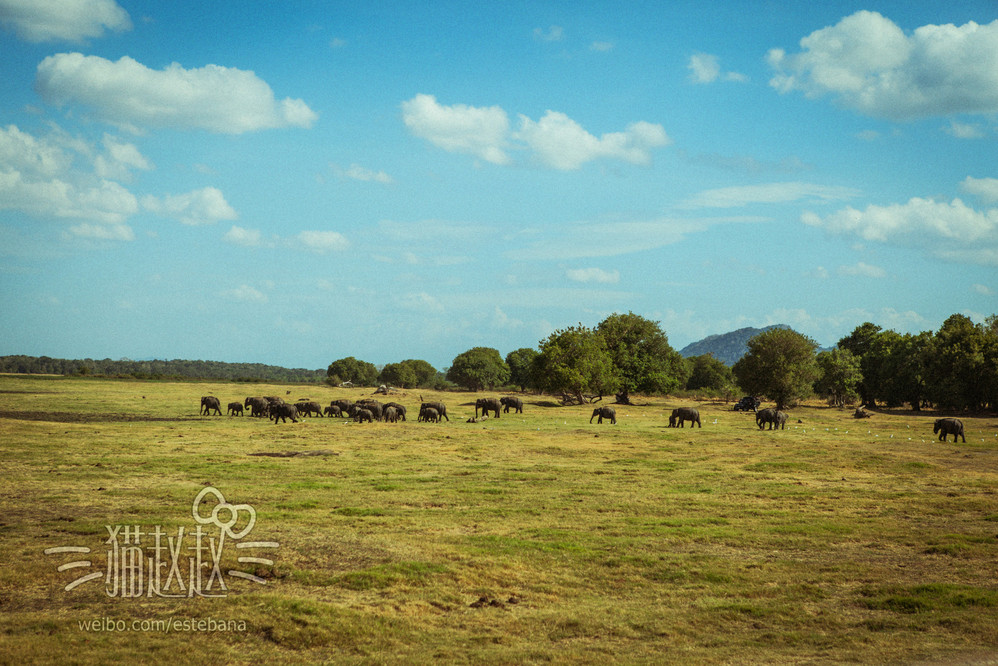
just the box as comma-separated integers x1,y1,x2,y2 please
1,374,997,664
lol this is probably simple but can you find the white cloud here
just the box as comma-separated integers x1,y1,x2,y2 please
93,134,152,181
223,225,262,247
224,285,268,303
401,94,511,165
142,187,237,226
0,0,130,42
516,112,670,170
590,41,614,52
36,53,318,133
566,267,620,284
972,283,993,295
688,53,746,84
66,221,134,241
944,121,985,139
333,163,394,184
401,94,670,170
804,193,998,265
961,176,998,204
682,182,859,209
768,11,998,119
297,230,349,253
837,262,886,278
533,25,563,42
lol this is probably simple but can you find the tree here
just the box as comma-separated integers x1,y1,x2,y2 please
400,359,438,387
446,347,510,391
686,354,733,392
814,348,862,407
533,324,619,404
506,347,539,391
927,314,991,410
378,362,417,388
326,356,378,386
596,312,686,403
837,322,884,408
732,328,820,410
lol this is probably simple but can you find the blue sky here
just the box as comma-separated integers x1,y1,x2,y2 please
1,1,996,371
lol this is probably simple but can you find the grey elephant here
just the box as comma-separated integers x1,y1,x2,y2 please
227,402,243,416
500,396,524,413
384,402,407,421
353,408,373,423
933,418,965,443
200,396,221,415
419,407,440,423
669,407,701,428
590,406,616,424
271,403,299,424
384,406,398,423
355,400,383,421
323,405,341,417
295,401,323,417
245,396,269,417
331,399,354,414
420,402,449,422
476,397,502,419
756,408,787,430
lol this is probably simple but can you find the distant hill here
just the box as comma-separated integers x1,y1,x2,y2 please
679,325,789,366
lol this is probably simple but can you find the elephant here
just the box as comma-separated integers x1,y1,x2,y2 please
756,408,787,430
934,418,966,443
227,402,243,416
356,399,383,421
200,396,221,416
384,402,407,421
476,397,502,419
590,406,616,424
323,405,342,417
353,408,373,423
419,407,440,423
384,406,398,423
295,401,323,417
331,399,354,415
245,396,269,417
669,407,701,428
271,403,299,424
421,402,449,422
500,396,524,414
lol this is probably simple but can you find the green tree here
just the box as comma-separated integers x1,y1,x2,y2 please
685,354,733,392
401,359,438,387
378,362,417,388
596,312,686,403
814,348,862,407
533,324,619,404
326,356,379,386
506,347,539,391
837,322,884,408
732,328,820,411
927,314,991,410
446,347,510,391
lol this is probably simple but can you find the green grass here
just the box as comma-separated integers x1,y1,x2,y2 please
1,374,997,664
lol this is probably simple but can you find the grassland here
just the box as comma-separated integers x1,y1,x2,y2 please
1,374,996,664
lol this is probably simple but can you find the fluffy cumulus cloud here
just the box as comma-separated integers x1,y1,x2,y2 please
142,187,237,226
36,53,318,134
961,176,998,204
0,124,139,231
401,94,511,165
332,163,394,184
0,0,130,42
517,112,670,170
401,94,670,170
768,11,998,119
803,192,998,265
687,53,747,84
223,225,262,247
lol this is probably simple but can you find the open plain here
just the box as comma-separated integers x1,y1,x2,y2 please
1,374,996,664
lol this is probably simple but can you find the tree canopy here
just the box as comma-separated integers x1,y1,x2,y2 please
596,312,686,401
378,359,438,388
446,347,510,391
733,328,820,410
533,324,619,403
685,354,733,392
506,347,539,392
326,356,379,386
814,348,862,407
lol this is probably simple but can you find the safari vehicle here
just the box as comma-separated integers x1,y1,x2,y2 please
733,396,761,412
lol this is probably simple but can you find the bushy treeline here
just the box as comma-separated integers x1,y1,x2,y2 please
0,355,327,383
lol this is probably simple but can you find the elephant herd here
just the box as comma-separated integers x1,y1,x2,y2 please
200,394,970,441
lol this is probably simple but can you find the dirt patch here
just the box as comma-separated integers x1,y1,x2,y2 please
0,410,202,423
248,450,339,458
